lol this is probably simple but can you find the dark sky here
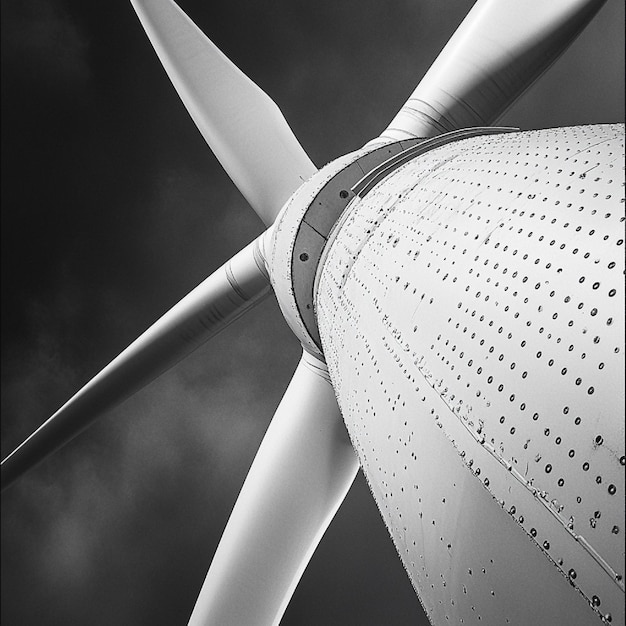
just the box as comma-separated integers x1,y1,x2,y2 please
1,1,624,625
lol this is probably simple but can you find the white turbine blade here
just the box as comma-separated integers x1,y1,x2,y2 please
1,236,270,491
379,0,607,140
189,350,359,626
130,0,317,225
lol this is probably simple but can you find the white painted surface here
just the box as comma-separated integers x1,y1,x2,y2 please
131,0,317,225
318,125,624,625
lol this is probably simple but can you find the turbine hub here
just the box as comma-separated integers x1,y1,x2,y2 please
267,138,425,357
267,128,517,358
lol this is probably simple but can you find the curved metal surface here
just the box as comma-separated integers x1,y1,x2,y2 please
354,128,518,199
289,139,427,350
273,132,514,354
317,125,625,625
269,140,422,355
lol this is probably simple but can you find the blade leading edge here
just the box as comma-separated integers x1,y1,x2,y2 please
131,0,317,226
378,0,607,140
188,350,359,626
1,236,271,491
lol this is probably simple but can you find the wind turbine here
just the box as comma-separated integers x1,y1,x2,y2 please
1,1,624,624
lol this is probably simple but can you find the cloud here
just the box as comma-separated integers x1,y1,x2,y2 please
2,0,91,89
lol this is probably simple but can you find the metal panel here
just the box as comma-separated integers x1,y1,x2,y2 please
317,124,624,625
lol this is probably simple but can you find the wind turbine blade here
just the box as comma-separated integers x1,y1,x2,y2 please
379,0,607,140
188,350,359,626
1,236,270,492
130,0,317,225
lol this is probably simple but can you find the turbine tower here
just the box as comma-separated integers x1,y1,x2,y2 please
2,1,623,624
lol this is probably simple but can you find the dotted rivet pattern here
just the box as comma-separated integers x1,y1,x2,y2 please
317,125,625,625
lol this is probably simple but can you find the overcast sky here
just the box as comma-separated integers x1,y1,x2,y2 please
1,1,624,625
